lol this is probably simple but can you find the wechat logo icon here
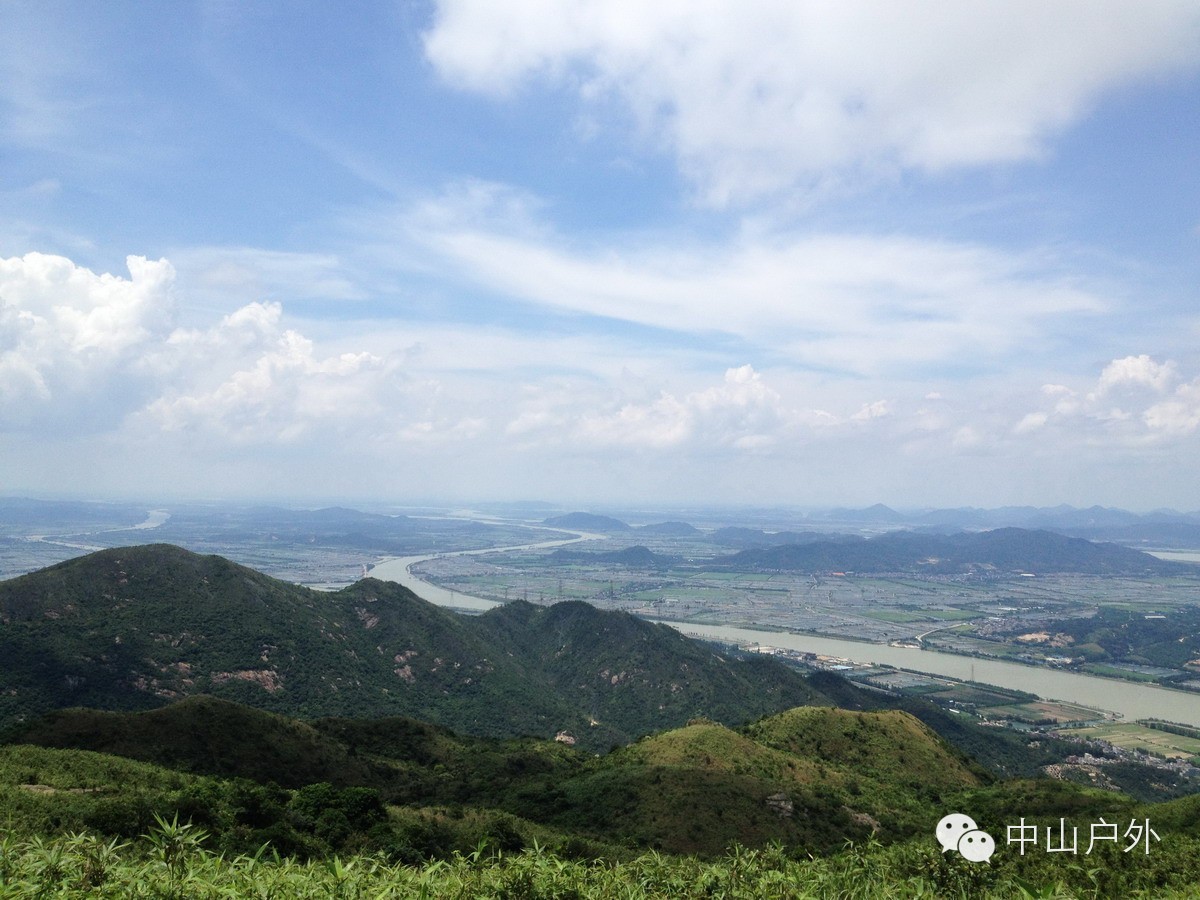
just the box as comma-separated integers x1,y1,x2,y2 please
937,813,995,863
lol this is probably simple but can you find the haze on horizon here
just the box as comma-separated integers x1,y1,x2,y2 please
3,2,1200,511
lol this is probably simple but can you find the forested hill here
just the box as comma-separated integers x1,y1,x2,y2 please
721,527,1184,575
0,544,834,750
3,694,988,857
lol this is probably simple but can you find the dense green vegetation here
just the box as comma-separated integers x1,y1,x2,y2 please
2,697,994,858
0,742,575,865
0,545,836,750
4,697,1200,896
4,815,1200,898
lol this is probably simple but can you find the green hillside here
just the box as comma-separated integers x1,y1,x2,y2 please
0,545,833,750
6,697,1200,896
470,599,830,743
744,706,983,793
4,696,396,789
513,707,988,855
3,695,989,856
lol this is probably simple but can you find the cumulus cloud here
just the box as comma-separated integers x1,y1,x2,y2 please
1015,355,1200,442
0,252,175,427
0,252,476,447
145,308,389,443
577,391,692,449
1093,353,1177,395
424,0,1200,204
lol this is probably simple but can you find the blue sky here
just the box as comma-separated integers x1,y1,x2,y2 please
3,0,1200,510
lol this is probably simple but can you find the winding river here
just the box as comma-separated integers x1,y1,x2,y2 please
369,528,600,612
370,526,1200,727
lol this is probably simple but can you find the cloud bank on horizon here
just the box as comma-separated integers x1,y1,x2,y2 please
2,1,1199,509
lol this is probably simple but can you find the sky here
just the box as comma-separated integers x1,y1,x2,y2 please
2,1,1200,511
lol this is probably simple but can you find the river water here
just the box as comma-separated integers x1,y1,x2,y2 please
370,529,1200,727
369,529,600,612
659,622,1200,727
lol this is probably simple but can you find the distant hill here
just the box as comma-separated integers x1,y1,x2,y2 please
818,503,907,524
635,521,700,536
721,528,1184,575
0,545,833,749
542,512,632,531
803,503,1200,536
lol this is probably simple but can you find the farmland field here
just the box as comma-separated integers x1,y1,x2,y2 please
1078,723,1200,759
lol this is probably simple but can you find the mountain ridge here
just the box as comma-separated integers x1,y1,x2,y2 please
0,544,835,750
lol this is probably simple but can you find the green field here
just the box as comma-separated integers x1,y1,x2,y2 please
979,700,1104,725
1078,723,1200,759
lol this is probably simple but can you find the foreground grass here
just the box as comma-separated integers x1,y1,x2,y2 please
3,822,1200,900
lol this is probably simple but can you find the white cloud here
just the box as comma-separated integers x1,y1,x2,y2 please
145,312,389,443
0,251,473,447
7,251,1195,506
517,364,891,453
142,302,490,448
402,189,1106,377
1014,355,1200,443
577,391,692,449
1145,380,1200,435
425,0,1200,205
0,252,175,426
1093,354,1177,395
